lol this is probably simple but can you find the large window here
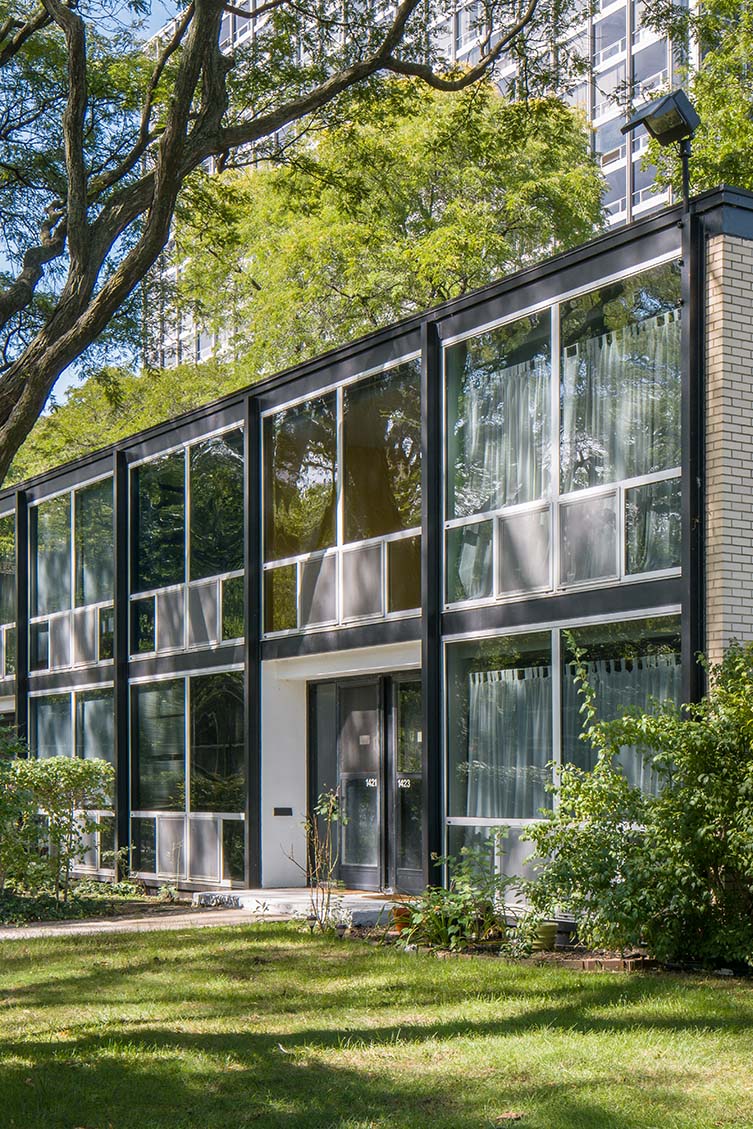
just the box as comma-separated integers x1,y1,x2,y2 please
562,616,681,790
131,452,185,593
131,671,246,883
263,360,422,634
445,615,682,827
130,431,245,656
263,393,337,562
132,680,185,811
0,512,15,679
444,260,682,607
446,632,553,821
31,494,71,616
29,479,115,672
190,671,245,811
190,430,244,580
343,366,421,541
446,313,551,520
30,693,73,759
75,478,114,606
560,262,681,491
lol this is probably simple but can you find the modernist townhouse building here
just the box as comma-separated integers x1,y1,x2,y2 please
0,186,749,893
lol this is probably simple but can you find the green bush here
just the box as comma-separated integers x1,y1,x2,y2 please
527,642,753,967
402,830,536,953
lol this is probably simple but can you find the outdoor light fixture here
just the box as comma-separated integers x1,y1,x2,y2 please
621,89,701,210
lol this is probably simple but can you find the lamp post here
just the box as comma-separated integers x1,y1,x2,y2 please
621,89,701,211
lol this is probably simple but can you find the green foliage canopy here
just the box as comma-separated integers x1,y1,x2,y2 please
173,82,605,375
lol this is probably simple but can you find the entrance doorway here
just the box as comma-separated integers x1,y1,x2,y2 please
309,674,424,893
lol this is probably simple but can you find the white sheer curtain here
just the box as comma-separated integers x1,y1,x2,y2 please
466,665,552,819
562,652,681,792
454,356,550,516
561,310,681,493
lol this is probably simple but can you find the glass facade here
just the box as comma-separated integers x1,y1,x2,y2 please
3,210,703,892
263,360,422,634
444,260,682,607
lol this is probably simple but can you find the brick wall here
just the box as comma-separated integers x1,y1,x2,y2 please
705,233,753,662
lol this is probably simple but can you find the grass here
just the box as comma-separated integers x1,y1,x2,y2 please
0,923,752,1129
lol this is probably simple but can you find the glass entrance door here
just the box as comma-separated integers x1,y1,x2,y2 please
339,681,382,890
309,674,425,892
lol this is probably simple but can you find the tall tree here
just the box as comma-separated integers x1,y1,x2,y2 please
0,0,582,485
172,82,604,375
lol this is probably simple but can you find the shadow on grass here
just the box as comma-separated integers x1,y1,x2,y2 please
0,926,751,1128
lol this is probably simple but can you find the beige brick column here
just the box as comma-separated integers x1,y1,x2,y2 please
705,233,753,662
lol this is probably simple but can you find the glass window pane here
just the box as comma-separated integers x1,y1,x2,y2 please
49,613,71,670
156,587,185,651
263,393,336,561
131,452,185,592
189,818,219,880
0,514,15,625
388,536,421,613
263,565,296,633
560,261,682,492
343,361,421,542
446,314,551,519
190,429,244,580
75,478,114,606
562,616,682,790
4,626,16,677
625,477,681,574
222,575,245,640
222,820,245,882
76,688,114,765
499,508,551,595
132,680,185,811
343,544,383,620
190,671,245,812
31,495,71,616
560,493,618,585
73,607,98,666
131,817,156,872
446,632,553,819
131,596,155,654
188,582,219,647
30,622,49,671
299,555,336,627
446,521,493,603
99,606,114,660
30,693,72,759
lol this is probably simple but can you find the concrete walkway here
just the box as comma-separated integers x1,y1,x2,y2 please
0,907,273,942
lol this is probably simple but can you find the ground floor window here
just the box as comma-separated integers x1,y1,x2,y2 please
130,668,246,883
445,614,681,823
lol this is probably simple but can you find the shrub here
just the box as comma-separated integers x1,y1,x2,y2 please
527,642,753,967
14,756,115,902
402,829,536,953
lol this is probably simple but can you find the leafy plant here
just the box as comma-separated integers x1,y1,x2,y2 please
402,829,537,953
527,642,753,967
14,756,115,903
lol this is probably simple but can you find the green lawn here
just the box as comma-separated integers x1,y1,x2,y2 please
1,924,752,1129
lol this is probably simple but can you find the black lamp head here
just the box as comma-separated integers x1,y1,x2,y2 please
621,89,700,145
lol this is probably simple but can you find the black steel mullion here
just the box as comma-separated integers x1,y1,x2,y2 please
113,451,130,876
420,319,442,887
681,212,705,704
244,395,262,888
14,490,28,742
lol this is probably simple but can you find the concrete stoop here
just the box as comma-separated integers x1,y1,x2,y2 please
192,887,400,926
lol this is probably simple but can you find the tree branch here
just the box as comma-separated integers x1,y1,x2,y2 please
41,0,89,273
0,6,50,68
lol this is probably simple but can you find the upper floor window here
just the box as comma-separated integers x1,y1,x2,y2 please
0,512,15,627
262,360,421,634
131,428,245,596
444,259,682,608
